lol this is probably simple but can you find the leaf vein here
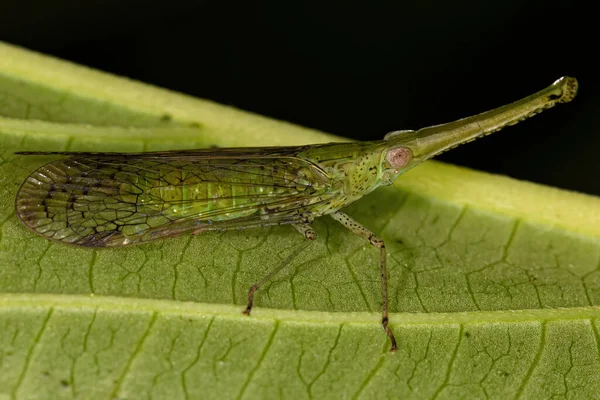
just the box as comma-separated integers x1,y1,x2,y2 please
172,235,193,300
110,311,158,399
182,317,214,400
11,307,53,400
431,324,463,399
88,250,97,294
344,249,372,312
236,320,279,400
308,324,343,398
352,354,385,400
514,321,546,399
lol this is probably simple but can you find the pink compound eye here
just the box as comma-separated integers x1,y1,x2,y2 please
386,147,412,171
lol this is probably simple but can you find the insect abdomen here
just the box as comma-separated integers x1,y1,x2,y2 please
142,162,312,222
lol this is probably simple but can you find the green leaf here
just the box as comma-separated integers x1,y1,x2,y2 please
1,41,599,399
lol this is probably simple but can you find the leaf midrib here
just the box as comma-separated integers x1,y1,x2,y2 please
2,293,599,325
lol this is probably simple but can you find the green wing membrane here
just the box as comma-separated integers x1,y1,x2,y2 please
15,149,335,247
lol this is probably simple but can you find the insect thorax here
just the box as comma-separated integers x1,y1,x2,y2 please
300,142,386,207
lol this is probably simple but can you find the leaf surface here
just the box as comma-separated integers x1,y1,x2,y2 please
1,41,599,399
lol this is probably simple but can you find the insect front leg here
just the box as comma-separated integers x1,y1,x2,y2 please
243,223,316,316
329,211,397,352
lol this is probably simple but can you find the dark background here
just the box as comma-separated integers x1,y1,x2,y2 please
1,1,597,195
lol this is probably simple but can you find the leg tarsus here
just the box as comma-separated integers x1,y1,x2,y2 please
243,284,258,315
382,316,397,352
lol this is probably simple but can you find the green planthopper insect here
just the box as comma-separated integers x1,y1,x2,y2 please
15,76,578,351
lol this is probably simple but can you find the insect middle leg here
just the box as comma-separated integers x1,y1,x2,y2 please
243,223,316,315
329,211,397,352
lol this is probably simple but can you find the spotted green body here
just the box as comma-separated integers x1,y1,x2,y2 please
15,76,579,351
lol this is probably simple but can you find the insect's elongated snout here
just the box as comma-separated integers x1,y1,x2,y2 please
384,76,578,169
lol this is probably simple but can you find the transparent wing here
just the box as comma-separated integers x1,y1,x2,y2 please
16,150,335,247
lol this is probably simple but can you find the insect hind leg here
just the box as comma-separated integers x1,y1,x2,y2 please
243,223,316,315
